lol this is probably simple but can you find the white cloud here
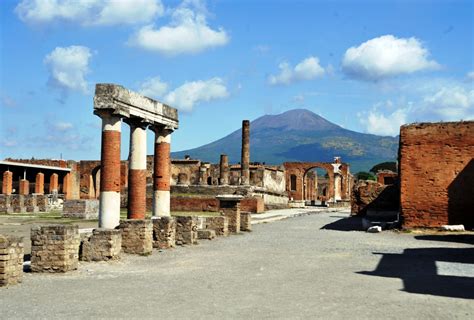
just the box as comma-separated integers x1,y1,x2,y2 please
128,2,229,55
44,45,92,94
164,77,228,111
54,122,74,131
268,56,325,85
15,0,163,26
467,71,474,81
342,35,439,81
359,102,409,136
423,86,474,120
139,77,169,98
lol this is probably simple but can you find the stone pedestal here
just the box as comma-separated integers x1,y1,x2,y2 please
80,229,122,261
0,235,24,287
119,220,153,255
31,225,80,273
36,194,49,212
197,229,216,240
63,200,99,219
152,217,176,249
205,216,229,236
10,195,26,213
240,212,252,232
25,195,39,213
217,195,243,234
0,195,12,214
175,216,198,245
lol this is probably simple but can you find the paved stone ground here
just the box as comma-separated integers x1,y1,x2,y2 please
1,209,473,319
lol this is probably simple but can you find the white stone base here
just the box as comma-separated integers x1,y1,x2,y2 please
99,191,121,229
152,190,170,217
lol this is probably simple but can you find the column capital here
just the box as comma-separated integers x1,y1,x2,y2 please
94,108,121,119
124,117,149,129
151,125,174,135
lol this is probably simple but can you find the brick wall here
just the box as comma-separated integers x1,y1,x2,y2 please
399,121,474,228
167,196,264,213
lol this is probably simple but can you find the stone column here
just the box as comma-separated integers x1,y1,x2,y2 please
35,173,44,194
199,165,207,185
127,120,147,220
2,171,13,195
241,120,250,185
97,111,122,229
19,179,29,195
152,126,172,217
219,154,229,185
49,173,58,194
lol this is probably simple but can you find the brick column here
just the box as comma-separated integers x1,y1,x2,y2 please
126,120,147,220
97,111,122,229
49,173,58,194
62,173,71,199
35,172,44,194
241,120,250,185
217,195,243,234
2,171,12,195
152,126,172,217
219,154,229,185
19,179,29,195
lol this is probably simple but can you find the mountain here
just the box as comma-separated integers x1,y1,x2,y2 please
172,109,399,173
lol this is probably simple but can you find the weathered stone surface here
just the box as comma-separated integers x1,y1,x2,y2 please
240,212,252,232
152,217,176,249
217,196,242,234
351,180,399,216
175,216,198,245
0,235,24,287
36,194,49,212
10,195,26,213
400,121,474,228
204,216,229,236
30,225,80,273
63,199,99,219
367,226,382,233
80,229,121,261
24,194,38,213
440,225,465,232
119,220,153,255
197,229,216,240
0,195,12,214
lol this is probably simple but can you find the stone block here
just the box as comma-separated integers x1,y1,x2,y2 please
0,195,11,214
80,229,121,261
205,216,229,236
440,225,465,232
175,216,198,245
35,194,50,212
240,212,252,232
0,235,24,287
152,217,176,249
197,229,216,240
24,195,39,213
30,224,80,273
119,220,153,255
10,195,26,213
62,199,99,219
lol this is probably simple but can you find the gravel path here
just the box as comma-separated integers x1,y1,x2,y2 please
1,210,473,319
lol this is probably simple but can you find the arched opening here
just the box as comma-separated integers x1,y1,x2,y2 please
91,166,101,199
207,176,212,185
304,167,330,206
290,174,297,191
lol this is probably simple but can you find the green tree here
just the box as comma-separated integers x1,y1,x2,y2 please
355,171,376,181
369,161,397,173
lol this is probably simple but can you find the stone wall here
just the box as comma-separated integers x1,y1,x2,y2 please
351,180,399,216
63,199,99,219
240,212,252,232
175,216,198,245
80,229,121,261
119,220,153,255
168,196,264,213
204,216,229,236
0,235,24,287
400,121,474,228
31,225,80,273
152,217,176,249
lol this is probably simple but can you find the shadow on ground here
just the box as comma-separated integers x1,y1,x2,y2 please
415,234,474,245
320,216,363,231
358,247,474,299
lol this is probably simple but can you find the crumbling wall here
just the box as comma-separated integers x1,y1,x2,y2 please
351,180,399,216
399,121,474,228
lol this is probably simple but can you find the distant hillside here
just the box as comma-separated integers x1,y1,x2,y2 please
172,109,398,173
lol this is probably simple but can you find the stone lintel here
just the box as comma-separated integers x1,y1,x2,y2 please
94,83,179,130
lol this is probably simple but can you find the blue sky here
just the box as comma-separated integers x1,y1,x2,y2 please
1,0,473,161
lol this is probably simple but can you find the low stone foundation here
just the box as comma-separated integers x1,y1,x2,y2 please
152,217,176,249
63,199,99,219
31,225,80,273
0,194,50,214
0,195,12,214
24,195,39,213
10,195,26,213
175,216,198,245
197,229,216,240
240,212,252,232
0,235,24,287
218,196,242,234
119,220,153,255
204,216,229,236
80,229,121,261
